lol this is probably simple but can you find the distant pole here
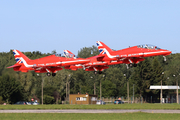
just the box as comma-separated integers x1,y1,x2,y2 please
178,73,180,104
37,74,44,105
91,76,96,95
100,75,105,100
161,79,162,104
68,74,71,101
124,74,129,104
100,78,101,100
127,80,129,104
177,78,179,104
133,84,134,103
173,74,179,104
177,74,180,104
161,72,164,104
94,82,96,95
151,96,152,103
41,75,44,105
66,81,67,101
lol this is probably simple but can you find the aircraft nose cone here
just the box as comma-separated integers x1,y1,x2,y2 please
164,50,171,56
168,50,172,54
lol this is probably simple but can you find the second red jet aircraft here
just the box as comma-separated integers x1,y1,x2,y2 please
64,41,171,74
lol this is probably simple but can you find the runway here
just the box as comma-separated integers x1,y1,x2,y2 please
0,109,180,113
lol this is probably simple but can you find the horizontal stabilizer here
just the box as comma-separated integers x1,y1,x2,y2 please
7,64,21,68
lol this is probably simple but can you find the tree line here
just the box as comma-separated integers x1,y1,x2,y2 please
0,46,180,104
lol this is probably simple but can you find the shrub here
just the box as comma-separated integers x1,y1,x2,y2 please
43,95,55,104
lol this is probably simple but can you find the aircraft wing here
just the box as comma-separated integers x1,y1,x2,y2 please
85,61,108,66
65,61,109,71
32,59,90,68
89,55,105,61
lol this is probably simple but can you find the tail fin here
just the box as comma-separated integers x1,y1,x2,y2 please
13,50,30,64
96,41,118,58
96,41,114,55
64,50,76,59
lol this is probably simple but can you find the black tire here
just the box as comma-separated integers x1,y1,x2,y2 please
129,63,133,67
98,71,102,74
52,73,56,77
133,64,137,67
47,72,51,76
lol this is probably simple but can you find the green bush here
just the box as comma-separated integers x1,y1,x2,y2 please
43,95,55,104
0,96,5,104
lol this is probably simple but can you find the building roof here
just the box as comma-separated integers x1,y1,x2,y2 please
150,86,180,89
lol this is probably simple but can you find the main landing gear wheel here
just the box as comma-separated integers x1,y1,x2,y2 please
47,72,51,76
128,63,137,68
52,73,56,77
98,71,102,74
94,71,103,74
133,64,137,67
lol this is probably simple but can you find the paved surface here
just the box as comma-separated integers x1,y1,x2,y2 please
1,109,180,113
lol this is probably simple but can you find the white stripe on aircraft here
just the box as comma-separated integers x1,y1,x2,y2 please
102,48,168,59
19,57,89,68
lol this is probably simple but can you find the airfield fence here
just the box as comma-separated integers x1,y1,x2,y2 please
66,97,146,104
101,97,145,104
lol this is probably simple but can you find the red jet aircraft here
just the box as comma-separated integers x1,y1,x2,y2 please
64,41,171,74
7,50,90,76
96,41,171,68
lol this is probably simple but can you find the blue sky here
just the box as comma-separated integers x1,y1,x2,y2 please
0,0,180,54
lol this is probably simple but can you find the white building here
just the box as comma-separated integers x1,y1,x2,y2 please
150,86,180,103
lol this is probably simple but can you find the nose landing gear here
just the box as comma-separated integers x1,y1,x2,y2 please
163,56,166,62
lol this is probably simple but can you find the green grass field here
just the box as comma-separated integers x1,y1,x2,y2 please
0,113,180,120
1,104,180,120
1,103,180,110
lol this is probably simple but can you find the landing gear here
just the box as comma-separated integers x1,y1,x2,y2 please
46,72,56,77
133,64,137,67
129,63,137,67
126,64,129,69
163,56,166,62
52,73,56,77
94,71,98,75
47,72,51,76
129,63,133,67
98,71,102,74
94,71,103,74
126,63,137,69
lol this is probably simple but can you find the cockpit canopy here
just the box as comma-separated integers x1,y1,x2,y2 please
137,44,161,50
55,53,63,57
55,53,77,58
